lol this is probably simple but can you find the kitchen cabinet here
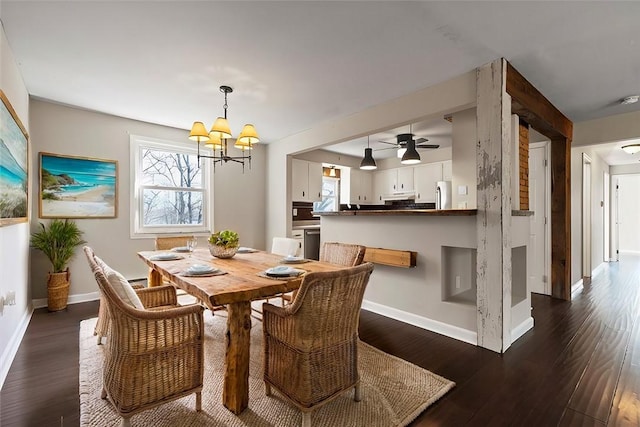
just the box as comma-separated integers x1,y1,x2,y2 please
291,159,322,202
396,167,414,192
414,162,442,203
349,169,372,204
372,169,390,204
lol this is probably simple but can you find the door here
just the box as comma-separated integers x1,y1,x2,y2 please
604,172,610,262
582,154,592,278
529,143,550,295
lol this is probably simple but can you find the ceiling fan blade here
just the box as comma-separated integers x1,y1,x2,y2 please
417,144,440,149
415,137,429,144
377,140,398,146
374,146,398,151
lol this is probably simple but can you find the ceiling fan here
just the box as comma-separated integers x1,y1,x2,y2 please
375,133,440,154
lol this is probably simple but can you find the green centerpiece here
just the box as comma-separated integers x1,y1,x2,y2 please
208,230,239,259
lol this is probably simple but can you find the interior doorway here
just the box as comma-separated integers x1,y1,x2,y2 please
529,142,551,295
604,172,610,262
582,154,592,278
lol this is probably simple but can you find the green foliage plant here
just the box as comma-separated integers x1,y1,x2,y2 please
30,219,86,273
208,230,239,249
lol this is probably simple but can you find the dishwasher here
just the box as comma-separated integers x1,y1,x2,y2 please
304,228,321,260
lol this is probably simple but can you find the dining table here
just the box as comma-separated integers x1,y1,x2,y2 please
137,247,349,415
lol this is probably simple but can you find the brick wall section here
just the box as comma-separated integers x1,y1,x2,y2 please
519,120,529,210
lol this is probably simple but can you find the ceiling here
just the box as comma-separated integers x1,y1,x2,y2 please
2,1,640,164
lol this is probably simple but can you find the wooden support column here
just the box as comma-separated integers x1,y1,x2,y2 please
476,58,512,353
550,137,572,300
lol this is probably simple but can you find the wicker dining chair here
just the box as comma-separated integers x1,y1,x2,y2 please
154,235,195,250
262,262,374,427
281,242,366,306
84,246,204,427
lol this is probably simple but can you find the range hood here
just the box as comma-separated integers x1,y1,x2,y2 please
382,191,416,201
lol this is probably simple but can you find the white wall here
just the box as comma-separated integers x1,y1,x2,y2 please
0,22,31,388
29,100,266,300
617,174,640,253
451,108,476,209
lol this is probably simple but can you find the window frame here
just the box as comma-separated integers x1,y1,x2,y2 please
129,134,213,238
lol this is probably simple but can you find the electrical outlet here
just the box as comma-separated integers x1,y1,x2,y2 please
455,276,461,289
6,290,16,306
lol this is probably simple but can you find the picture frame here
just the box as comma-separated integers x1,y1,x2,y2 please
0,90,29,227
39,152,118,218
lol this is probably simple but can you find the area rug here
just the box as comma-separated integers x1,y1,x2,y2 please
79,315,454,427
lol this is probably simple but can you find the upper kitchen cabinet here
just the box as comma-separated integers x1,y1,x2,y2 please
291,159,322,202
349,169,372,204
414,160,452,203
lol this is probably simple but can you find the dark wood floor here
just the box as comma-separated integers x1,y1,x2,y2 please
2,254,640,426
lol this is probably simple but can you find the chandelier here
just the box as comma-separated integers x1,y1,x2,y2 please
188,85,259,171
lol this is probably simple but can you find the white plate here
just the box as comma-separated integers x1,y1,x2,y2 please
237,247,258,253
150,253,183,261
265,266,304,277
281,256,307,264
171,246,191,253
185,265,219,275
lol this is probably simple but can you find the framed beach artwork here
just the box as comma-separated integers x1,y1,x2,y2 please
0,90,29,227
39,152,118,218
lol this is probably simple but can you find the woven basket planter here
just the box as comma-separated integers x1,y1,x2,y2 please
47,270,70,312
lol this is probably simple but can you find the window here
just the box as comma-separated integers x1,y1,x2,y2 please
313,177,340,212
130,135,212,236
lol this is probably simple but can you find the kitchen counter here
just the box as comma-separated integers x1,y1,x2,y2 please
292,224,321,229
315,209,477,216
315,209,533,217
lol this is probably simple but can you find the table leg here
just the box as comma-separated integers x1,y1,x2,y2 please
223,301,252,414
147,268,163,287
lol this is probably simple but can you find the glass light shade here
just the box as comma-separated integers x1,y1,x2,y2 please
205,133,223,149
401,140,421,165
329,167,336,177
360,147,377,170
237,124,260,144
189,121,210,142
210,117,232,139
621,144,640,154
397,147,407,158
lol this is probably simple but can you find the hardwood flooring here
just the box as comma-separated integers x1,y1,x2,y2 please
2,254,640,426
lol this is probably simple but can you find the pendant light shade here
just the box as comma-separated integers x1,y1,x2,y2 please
401,138,421,165
210,117,232,140
189,121,209,142
360,136,377,170
205,132,223,149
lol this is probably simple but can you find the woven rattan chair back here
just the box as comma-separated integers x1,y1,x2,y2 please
262,262,374,426
83,246,204,427
155,235,195,250
319,242,366,266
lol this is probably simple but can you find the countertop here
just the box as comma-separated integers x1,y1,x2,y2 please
292,223,321,230
315,209,533,217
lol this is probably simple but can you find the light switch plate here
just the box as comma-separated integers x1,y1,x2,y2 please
458,185,468,195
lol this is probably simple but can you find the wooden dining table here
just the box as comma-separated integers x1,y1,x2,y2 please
137,248,348,415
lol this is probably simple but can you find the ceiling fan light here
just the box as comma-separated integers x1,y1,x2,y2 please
360,147,377,170
397,147,407,158
621,143,640,154
401,140,421,165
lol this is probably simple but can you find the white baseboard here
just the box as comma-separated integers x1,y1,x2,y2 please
591,262,606,278
0,306,33,390
620,250,640,255
361,300,477,345
511,316,534,343
32,291,100,310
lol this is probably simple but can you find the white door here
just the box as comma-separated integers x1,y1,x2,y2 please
582,154,592,278
529,143,549,295
604,172,610,262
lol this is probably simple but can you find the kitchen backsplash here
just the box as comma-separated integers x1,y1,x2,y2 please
292,201,316,220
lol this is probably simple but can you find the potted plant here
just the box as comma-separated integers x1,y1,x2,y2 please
30,219,86,311
208,230,240,259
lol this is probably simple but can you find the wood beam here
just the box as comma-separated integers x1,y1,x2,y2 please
550,136,572,300
506,62,573,141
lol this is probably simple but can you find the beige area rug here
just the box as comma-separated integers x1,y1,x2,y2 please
79,315,454,427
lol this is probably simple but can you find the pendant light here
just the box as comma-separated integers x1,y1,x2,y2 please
400,132,421,165
359,136,377,170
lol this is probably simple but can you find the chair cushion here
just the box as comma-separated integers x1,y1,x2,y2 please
95,256,144,309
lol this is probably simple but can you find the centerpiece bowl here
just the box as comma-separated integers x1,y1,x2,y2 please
208,230,240,259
